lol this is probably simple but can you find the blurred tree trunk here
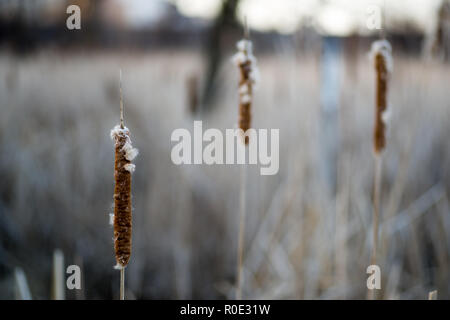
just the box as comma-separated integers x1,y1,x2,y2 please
431,1,450,61
202,0,239,111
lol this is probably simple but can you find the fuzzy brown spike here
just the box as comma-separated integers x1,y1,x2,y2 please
233,35,258,146
113,129,132,268
374,52,388,153
238,60,253,145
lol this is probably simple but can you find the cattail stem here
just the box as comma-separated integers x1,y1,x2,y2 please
236,162,247,300
120,268,125,300
119,69,124,129
243,16,249,40
372,154,382,265
380,0,386,40
368,154,382,300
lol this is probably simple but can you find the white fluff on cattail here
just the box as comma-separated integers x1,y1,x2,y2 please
370,39,393,73
382,107,392,124
232,38,260,108
241,94,251,104
110,125,129,140
124,163,135,173
114,263,124,270
237,39,252,52
232,39,259,86
109,213,114,226
232,52,247,65
110,124,139,163
249,69,260,87
370,40,393,133
122,141,139,161
239,83,249,94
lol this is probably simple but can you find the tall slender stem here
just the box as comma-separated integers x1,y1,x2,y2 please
119,69,124,129
243,16,249,39
120,268,125,300
368,154,382,300
236,161,247,300
381,0,386,40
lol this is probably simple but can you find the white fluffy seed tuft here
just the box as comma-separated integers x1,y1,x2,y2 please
111,124,138,173
122,140,139,161
241,94,251,104
110,125,130,140
231,39,259,86
370,39,393,73
124,163,136,173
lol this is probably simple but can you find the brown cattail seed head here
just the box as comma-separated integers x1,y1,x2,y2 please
371,40,392,154
110,125,138,269
233,39,259,145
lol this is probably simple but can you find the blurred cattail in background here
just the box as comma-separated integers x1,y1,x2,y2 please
110,71,138,300
232,24,259,145
368,39,392,300
232,19,259,300
372,40,392,154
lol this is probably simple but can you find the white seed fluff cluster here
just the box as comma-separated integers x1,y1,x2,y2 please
114,263,124,270
124,163,136,173
232,39,260,92
110,125,139,173
382,106,392,124
370,39,393,73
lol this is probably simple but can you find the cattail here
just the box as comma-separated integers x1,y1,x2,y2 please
371,40,392,154
110,70,138,299
232,19,259,300
368,39,392,300
232,30,259,144
111,124,137,268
